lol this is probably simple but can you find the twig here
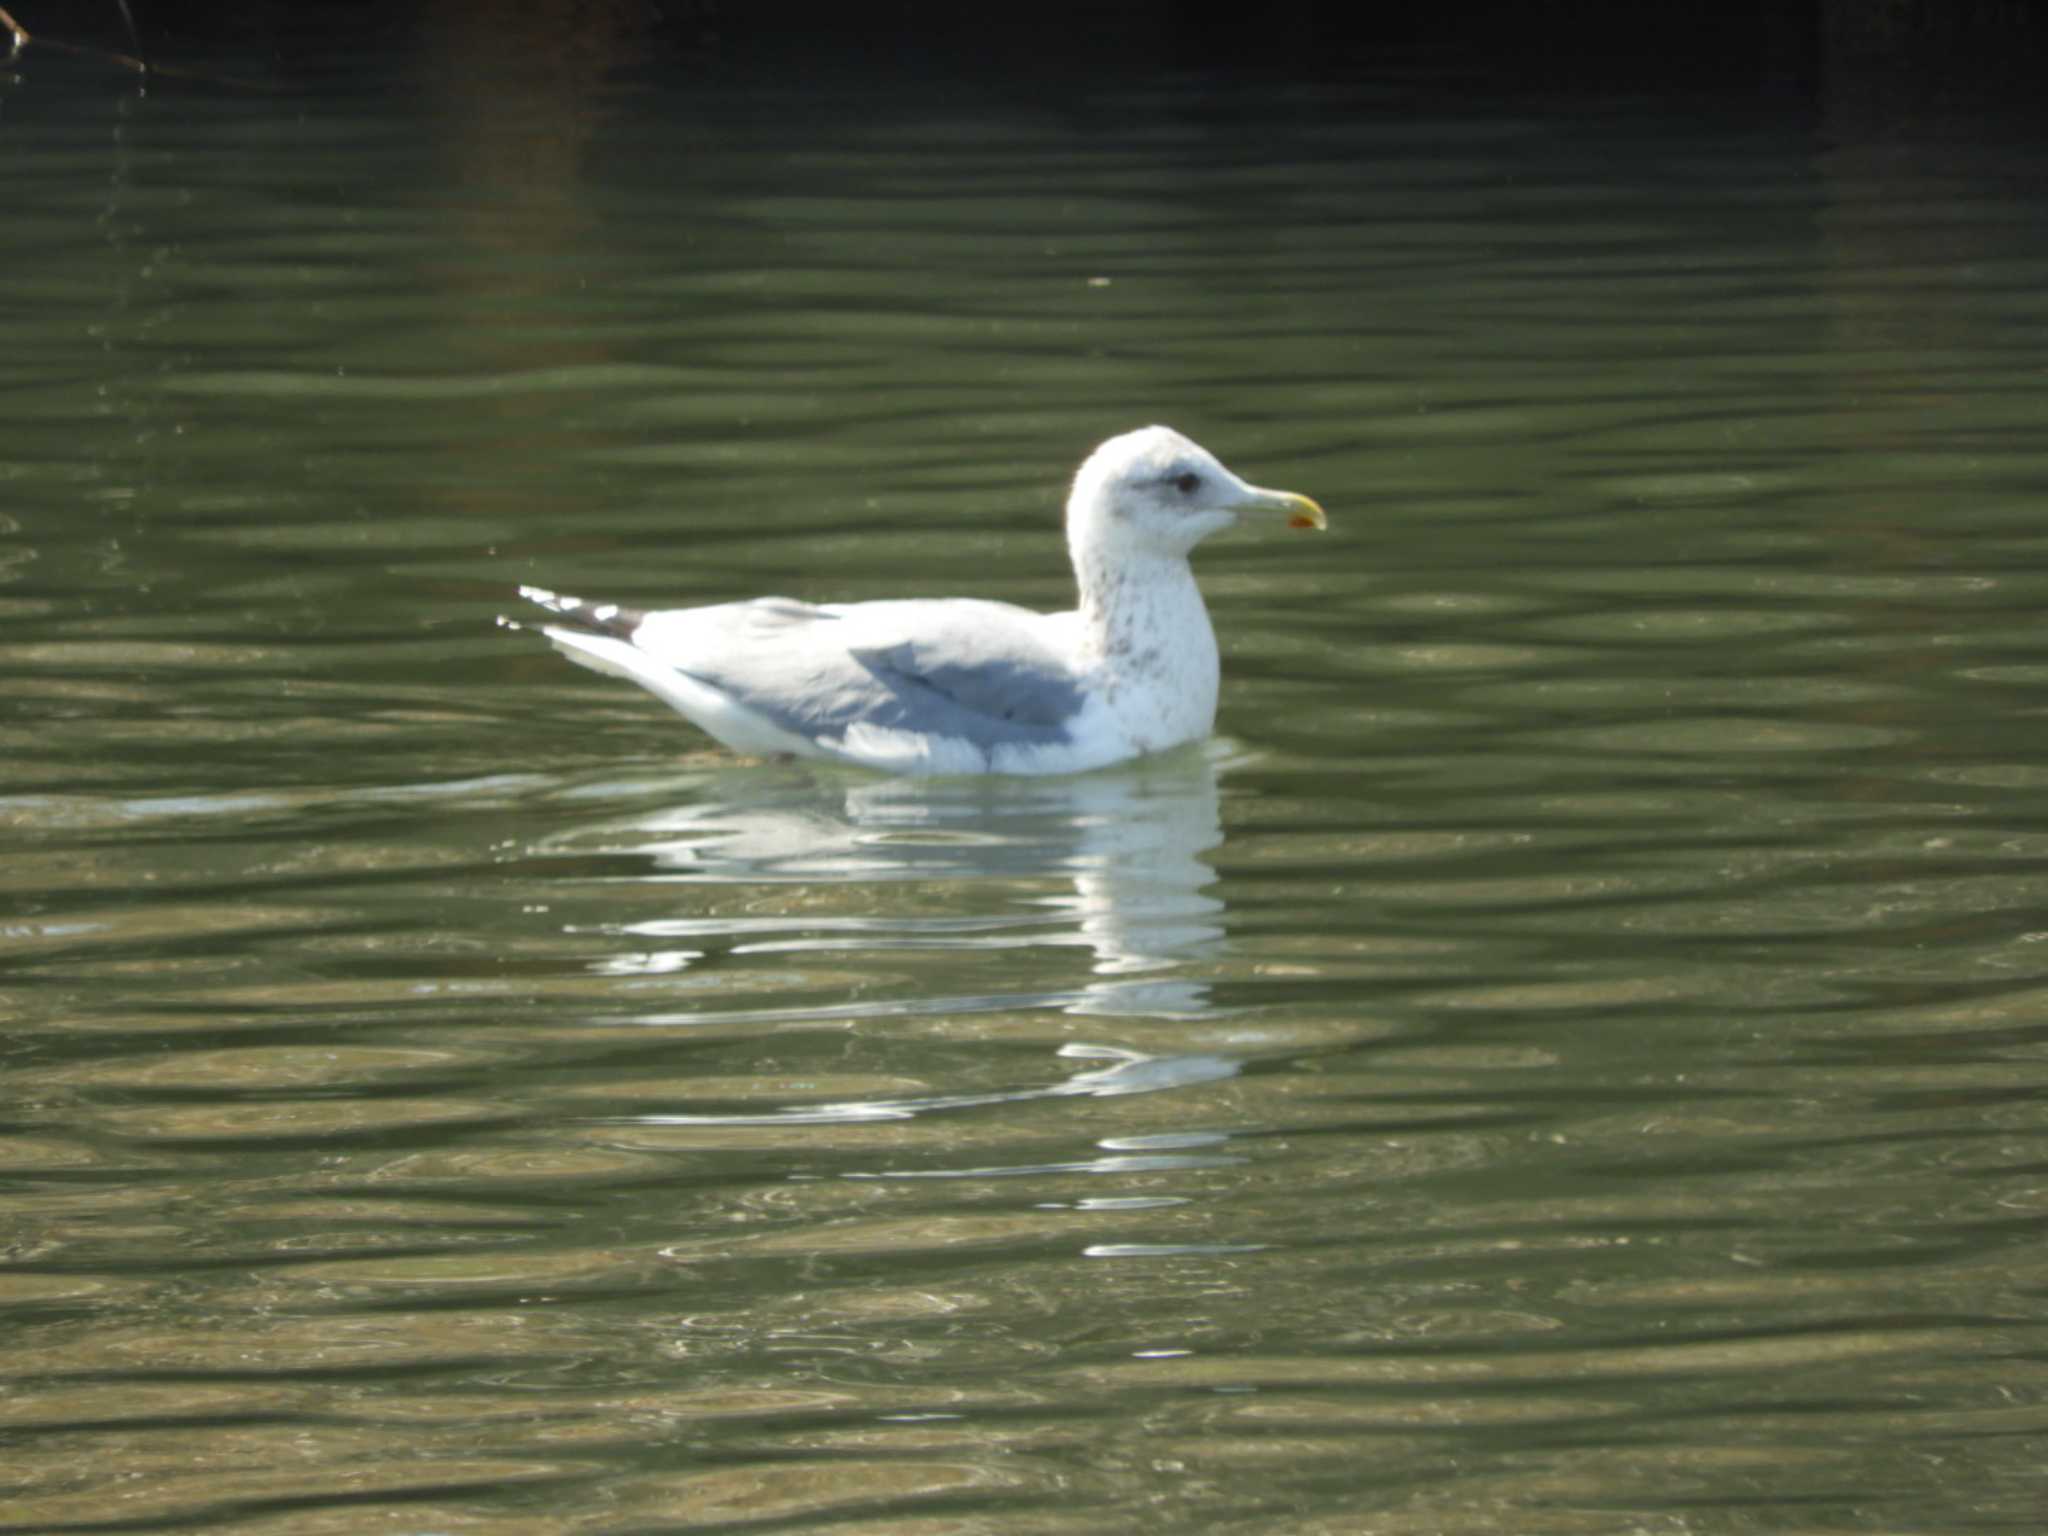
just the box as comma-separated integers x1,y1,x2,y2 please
0,5,270,89
0,2,148,70
0,6,29,66
0,4,146,75
112,0,143,60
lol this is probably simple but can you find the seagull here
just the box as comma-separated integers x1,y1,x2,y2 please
518,426,1326,775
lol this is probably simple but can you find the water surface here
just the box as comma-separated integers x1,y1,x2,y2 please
5,26,2048,1535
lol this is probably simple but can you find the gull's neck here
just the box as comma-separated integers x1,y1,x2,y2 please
1070,536,1221,740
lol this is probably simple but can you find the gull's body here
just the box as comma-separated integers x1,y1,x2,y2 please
520,426,1325,776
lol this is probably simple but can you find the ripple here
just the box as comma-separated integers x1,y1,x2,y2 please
1540,716,1908,753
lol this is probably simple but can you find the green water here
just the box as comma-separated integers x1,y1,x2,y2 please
5,24,2048,1536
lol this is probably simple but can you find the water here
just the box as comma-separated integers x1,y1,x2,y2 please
6,20,2048,1535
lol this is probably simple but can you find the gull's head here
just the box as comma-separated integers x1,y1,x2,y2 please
1066,425,1326,564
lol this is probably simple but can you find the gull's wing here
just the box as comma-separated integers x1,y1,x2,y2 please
839,600,1087,732
638,597,1086,744
533,589,1090,767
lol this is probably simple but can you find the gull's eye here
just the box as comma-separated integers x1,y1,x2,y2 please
1173,472,1201,495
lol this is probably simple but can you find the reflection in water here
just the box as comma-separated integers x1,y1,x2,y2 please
584,736,1263,1269
638,1042,1241,1126
549,743,1228,982
542,744,1234,1117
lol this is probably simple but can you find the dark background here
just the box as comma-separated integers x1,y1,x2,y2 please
6,0,2046,113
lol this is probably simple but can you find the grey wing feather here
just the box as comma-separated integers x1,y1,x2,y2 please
849,639,1083,735
659,598,1086,750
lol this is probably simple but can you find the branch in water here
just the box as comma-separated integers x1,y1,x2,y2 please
0,6,146,74
112,0,143,58
0,4,267,88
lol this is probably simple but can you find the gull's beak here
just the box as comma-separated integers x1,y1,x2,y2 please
1237,484,1328,532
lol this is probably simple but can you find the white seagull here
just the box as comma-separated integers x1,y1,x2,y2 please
518,426,1326,776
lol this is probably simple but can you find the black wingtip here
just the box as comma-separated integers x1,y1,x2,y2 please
518,584,647,640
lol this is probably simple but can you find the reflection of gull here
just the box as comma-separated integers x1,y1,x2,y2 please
633,1044,1242,1126
546,745,1231,1014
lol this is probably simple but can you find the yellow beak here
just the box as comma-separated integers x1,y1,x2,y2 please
1241,486,1328,531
